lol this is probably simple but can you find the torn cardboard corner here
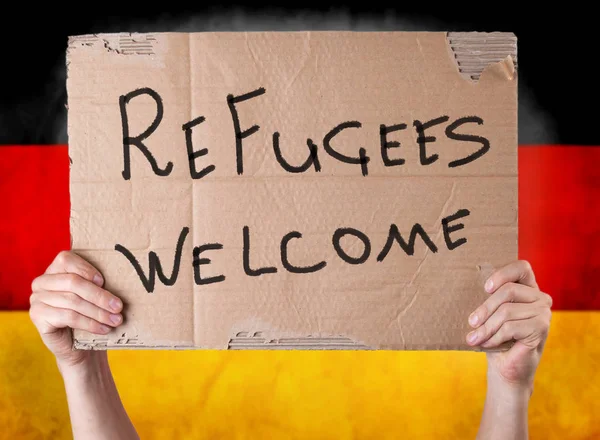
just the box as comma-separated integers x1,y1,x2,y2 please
66,31,518,351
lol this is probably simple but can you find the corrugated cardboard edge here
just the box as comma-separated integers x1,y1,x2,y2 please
66,33,160,351
446,31,517,81
73,336,511,351
68,31,517,352
67,33,157,55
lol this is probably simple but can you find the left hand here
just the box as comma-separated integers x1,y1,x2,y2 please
466,260,553,393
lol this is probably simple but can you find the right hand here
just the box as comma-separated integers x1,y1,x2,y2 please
29,250,124,368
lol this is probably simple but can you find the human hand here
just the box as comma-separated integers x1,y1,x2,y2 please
29,251,124,370
466,260,552,394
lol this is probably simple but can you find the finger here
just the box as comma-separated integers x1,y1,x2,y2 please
45,250,104,287
29,302,112,336
484,260,538,293
479,317,543,349
468,282,540,328
31,273,123,314
30,291,123,328
466,303,539,346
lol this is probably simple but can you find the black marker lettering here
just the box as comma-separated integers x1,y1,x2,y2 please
380,123,407,167
227,87,266,175
114,226,188,293
445,116,491,168
414,116,450,166
273,132,321,173
442,208,471,250
243,225,277,276
280,231,327,274
182,116,215,179
323,121,370,176
332,227,371,265
192,243,225,285
377,223,438,261
119,87,173,180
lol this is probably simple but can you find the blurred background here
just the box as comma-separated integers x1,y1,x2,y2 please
1,3,599,439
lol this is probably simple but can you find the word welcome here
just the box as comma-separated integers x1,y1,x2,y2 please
115,209,470,293
119,87,491,179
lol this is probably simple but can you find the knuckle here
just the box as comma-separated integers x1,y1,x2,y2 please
536,315,549,332
28,304,38,321
96,309,107,324
64,273,81,292
504,284,515,302
83,269,96,282
476,306,487,322
29,292,39,305
520,259,533,273
497,303,510,321
480,322,492,340
76,264,94,282
502,320,514,336
29,304,46,330
90,286,104,306
31,275,43,292
55,250,70,266
62,309,78,324
544,293,553,308
63,291,82,308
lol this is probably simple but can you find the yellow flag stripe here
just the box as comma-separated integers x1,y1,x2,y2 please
1,311,598,439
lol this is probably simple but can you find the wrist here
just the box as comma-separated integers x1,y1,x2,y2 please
57,351,109,383
479,367,531,440
486,369,532,407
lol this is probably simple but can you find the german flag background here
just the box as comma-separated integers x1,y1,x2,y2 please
1,5,599,439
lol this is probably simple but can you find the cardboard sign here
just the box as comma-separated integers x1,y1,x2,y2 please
66,31,518,350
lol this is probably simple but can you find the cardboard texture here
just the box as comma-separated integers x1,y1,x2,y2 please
66,31,518,350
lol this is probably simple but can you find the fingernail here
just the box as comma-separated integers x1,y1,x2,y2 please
485,279,494,293
100,325,111,333
109,298,122,312
469,313,479,326
467,331,478,344
93,274,104,286
110,314,122,325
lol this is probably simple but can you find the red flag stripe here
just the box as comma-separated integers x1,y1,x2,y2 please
1,145,598,310
519,146,600,309
0,146,70,310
